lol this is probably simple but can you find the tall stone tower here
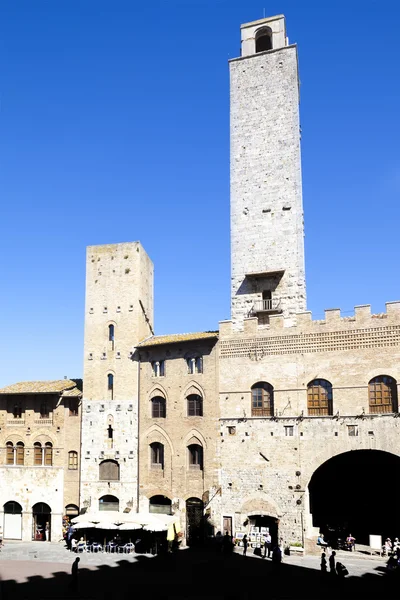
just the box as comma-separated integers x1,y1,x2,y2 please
230,15,306,330
80,242,154,514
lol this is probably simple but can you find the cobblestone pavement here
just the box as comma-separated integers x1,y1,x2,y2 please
0,541,394,599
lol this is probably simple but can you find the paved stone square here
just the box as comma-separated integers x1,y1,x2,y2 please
0,541,396,599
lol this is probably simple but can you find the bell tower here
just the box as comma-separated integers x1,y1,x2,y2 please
230,15,306,329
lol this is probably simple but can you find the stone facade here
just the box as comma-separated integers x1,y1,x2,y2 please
80,242,154,515
0,380,81,541
136,333,220,541
230,15,306,330
218,304,400,547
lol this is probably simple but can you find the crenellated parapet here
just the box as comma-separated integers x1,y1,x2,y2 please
219,302,400,358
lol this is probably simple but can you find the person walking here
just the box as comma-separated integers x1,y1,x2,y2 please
272,545,282,569
242,534,248,557
321,552,327,574
329,550,336,574
70,557,80,593
346,534,355,552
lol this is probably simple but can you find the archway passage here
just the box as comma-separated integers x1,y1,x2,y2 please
32,502,51,541
248,515,278,547
309,450,400,545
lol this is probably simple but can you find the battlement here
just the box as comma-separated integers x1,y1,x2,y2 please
220,301,400,339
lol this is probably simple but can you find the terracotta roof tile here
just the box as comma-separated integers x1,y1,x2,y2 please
0,380,79,395
138,331,218,347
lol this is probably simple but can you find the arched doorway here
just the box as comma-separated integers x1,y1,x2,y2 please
32,502,51,541
149,495,172,515
247,515,279,547
4,501,22,540
308,450,400,545
186,497,204,546
99,495,119,511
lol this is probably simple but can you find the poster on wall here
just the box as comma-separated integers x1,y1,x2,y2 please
369,535,382,552
250,526,260,534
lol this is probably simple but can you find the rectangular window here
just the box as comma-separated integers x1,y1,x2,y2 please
347,425,358,437
69,452,78,470
44,446,53,466
13,403,22,419
16,445,24,466
40,401,49,419
152,361,165,377
34,445,42,465
284,426,294,437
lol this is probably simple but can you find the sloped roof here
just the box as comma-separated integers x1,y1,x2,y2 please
138,331,219,347
0,380,79,395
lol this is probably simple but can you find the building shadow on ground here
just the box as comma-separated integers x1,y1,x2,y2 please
0,546,398,600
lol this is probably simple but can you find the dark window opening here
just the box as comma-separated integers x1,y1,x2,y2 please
150,442,164,469
69,399,79,416
188,444,203,470
255,28,272,53
151,396,166,418
149,495,172,515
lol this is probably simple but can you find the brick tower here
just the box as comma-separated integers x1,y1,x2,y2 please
230,15,306,329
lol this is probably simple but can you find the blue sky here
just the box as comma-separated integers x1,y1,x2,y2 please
0,0,399,386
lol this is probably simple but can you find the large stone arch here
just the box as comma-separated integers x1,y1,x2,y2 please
240,493,281,519
306,448,400,546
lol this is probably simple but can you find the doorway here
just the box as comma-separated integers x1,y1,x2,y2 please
248,515,278,546
309,449,400,545
4,501,22,540
223,516,232,537
186,498,204,545
32,503,51,541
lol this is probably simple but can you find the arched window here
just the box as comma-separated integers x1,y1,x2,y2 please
4,501,22,514
188,444,203,470
99,495,119,511
150,442,164,469
151,396,166,418
16,442,24,466
107,374,114,400
251,382,274,417
68,451,78,470
44,442,53,466
34,442,42,465
149,495,172,515
65,504,79,517
99,459,120,481
6,442,14,465
187,394,203,417
152,361,165,377
187,356,203,375
369,376,398,414
255,27,272,53
5,442,24,466
108,324,115,342
307,379,333,416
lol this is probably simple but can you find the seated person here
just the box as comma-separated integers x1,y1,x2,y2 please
71,538,77,552
317,533,328,548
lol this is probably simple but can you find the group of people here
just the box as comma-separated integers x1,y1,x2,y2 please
321,551,348,578
383,537,400,556
317,532,356,552
240,532,282,564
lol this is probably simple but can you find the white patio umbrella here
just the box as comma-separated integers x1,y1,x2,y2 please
72,521,97,530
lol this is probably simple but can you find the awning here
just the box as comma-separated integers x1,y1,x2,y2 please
71,511,179,532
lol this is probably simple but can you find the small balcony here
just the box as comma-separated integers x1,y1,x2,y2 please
34,418,53,425
252,298,282,315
